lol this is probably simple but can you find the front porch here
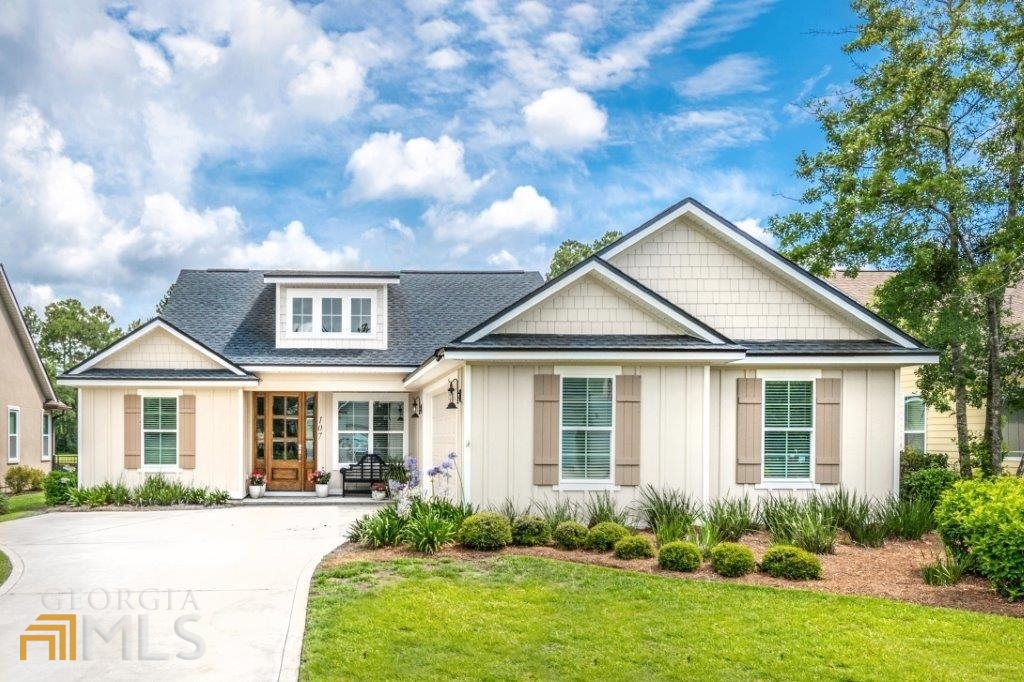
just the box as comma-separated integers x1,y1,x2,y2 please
240,492,390,506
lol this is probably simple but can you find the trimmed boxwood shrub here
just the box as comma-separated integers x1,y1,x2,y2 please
709,542,755,577
613,535,654,560
43,470,77,505
512,515,551,547
458,511,512,550
658,541,701,572
584,521,631,551
552,520,588,550
761,545,822,580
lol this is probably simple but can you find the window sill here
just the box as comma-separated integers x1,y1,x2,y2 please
755,480,819,491
552,483,620,492
141,467,182,474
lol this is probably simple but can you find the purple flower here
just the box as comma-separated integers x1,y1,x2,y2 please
447,451,457,460
441,459,453,470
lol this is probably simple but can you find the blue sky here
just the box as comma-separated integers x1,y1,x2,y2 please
0,0,858,325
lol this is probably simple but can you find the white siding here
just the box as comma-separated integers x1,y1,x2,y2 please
95,327,222,370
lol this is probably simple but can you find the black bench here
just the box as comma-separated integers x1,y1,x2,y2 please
340,454,387,497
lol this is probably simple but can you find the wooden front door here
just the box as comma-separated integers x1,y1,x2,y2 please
261,393,316,491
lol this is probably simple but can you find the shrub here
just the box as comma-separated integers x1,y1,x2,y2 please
0,492,8,515
613,535,654,560
632,484,698,534
492,497,529,524
43,470,77,505
27,467,45,491
935,477,1024,600
880,495,934,540
552,520,588,550
900,449,948,482
685,523,720,557
703,496,756,542
5,466,44,494
814,489,886,548
654,516,688,548
458,511,512,550
360,506,406,548
584,491,632,528
584,521,631,551
903,467,959,510
401,507,457,554
762,497,837,554
347,514,370,543
658,541,701,572
512,515,551,547
760,545,822,580
534,497,582,528
921,545,970,586
411,498,476,527
709,542,755,577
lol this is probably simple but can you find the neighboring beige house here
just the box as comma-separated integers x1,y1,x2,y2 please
1,264,66,487
827,270,1024,469
60,199,937,504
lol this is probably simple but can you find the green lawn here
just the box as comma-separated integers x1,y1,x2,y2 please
302,556,1024,681
0,549,10,586
0,491,47,522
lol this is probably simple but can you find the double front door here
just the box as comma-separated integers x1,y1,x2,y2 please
254,393,317,491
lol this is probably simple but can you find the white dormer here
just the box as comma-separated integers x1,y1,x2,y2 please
264,273,398,350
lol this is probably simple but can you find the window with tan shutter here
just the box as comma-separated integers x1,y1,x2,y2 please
143,397,178,467
763,380,813,480
560,377,613,482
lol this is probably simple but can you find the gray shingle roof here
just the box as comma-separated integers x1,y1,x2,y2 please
742,340,924,355
160,269,544,367
446,334,744,351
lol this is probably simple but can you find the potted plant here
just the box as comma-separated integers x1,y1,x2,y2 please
370,481,388,501
308,469,331,497
248,470,266,499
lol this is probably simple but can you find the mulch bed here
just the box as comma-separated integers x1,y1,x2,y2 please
322,531,1024,619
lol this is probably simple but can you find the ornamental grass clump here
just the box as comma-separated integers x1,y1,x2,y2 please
703,496,757,542
512,515,551,547
360,506,406,549
761,495,837,554
458,511,512,550
709,542,756,577
584,522,631,551
760,545,822,580
657,541,702,572
921,545,970,586
552,520,588,550
534,497,582,528
632,484,698,535
584,491,632,528
880,495,934,540
685,523,721,558
613,535,655,560
401,507,458,554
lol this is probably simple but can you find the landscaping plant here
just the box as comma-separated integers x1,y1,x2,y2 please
493,497,529,524
709,543,756,578
632,484,698,534
760,545,822,580
552,520,588,550
880,495,934,540
42,470,77,505
902,467,959,510
702,496,756,542
653,516,687,548
458,511,512,550
4,465,45,494
0,492,8,515
613,535,654,560
657,541,702,572
401,507,458,554
584,491,632,528
921,545,970,587
816,489,886,548
584,522,631,551
685,523,720,558
512,515,551,547
360,506,406,548
762,496,837,554
534,497,582,528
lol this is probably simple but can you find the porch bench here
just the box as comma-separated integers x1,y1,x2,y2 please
340,454,387,497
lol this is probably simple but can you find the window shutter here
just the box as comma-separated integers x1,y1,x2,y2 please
736,378,762,484
124,394,141,470
533,374,560,485
614,374,641,486
179,395,196,470
815,378,841,484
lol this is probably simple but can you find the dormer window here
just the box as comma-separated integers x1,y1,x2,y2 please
292,297,313,333
351,298,371,334
322,298,343,333
284,289,376,340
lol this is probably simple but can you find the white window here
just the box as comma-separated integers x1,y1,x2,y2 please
41,412,52,461
143,397,178,467
560,377,613,482
351,298,372,334
763,380,814,480
336,398,404,466
322,297,343,333
292,297,313,333
904,396,926,452
285,290,375,340
7,407,20,463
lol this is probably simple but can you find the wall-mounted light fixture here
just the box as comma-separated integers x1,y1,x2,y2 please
446,378,462,410
410,397,422,418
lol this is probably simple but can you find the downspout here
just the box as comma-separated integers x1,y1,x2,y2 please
702,366,710,506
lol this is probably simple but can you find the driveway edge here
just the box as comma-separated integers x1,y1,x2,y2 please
277,542,343,681
0,540,25,596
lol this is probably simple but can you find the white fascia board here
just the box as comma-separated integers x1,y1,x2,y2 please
600,200,921,349
730,354,939,366
244,365,416,374
463,260,724,344
69,319,247,376
403,357,463,390
58,379,260,388
443,350,747,363
263,276,400,286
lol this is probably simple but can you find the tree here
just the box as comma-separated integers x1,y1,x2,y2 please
26,300,122,453
547,230,622,279
770,0,1024,476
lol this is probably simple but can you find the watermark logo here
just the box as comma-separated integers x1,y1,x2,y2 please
20,614,77,661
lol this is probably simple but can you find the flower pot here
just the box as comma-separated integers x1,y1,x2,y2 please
371,490,387,501
315,483,329,498
249,484,265,499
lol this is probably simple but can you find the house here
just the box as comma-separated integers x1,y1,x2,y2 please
59,199,937,504
827,270,1024,470
1,264,66,486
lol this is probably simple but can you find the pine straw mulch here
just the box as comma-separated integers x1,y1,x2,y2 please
320,530,1024,619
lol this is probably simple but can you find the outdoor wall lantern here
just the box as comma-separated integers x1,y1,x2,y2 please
410,397,422,418
446,378,462,410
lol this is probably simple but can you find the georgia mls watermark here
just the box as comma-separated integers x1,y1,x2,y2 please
19,588,205,662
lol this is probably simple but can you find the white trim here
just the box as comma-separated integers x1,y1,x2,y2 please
247,365,415,374
76,388,82,484
462,259,728,344
755,481,820,491
444,350,746,362
755,368,822,380
761,378,815,483
236,389,246,500
599,199,921,349
558,372,616,486
702,365,710,507
893,369,902,495
283,288,378,341
137,388,184,397
903,394,927,451
403,357,443,389
330,393,409,469
264,276,400,286
555,365,622,377
140,395,178,469
732,354,937,366
40,410,51,462
58,379,258,388
462,366,472,504
69,319,248,376
552,483,622,492
7,406,20,463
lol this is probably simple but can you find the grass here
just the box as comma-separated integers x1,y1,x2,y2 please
301,556,1024,681
0,549,10,586
0,491,47,523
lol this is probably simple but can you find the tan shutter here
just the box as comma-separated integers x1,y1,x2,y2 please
179,395,196,470
736,378,762,484
815,378,841,484
533,374,560,485
615,374,641,486
124,394,141,470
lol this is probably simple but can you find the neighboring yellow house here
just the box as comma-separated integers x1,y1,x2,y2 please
827,271,1024,470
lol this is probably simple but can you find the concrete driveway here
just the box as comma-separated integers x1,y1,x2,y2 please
0,504,375,681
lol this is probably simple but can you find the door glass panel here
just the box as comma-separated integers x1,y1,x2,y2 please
286,419,298,438
285,442,299,460
256,395,265,417
272,441,285,460
273,419,285,438
286,397,299,416
305,395,316,462
256,442,265,461
273,396,285,416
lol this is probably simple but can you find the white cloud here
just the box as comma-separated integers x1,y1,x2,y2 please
16,283,57,310
426,47,468,70
161,33,223,71
523,87,607,151
429,185,557,242
224,221,360,270
667,107,774,151
733,218,777,247
516,1,551,27
678,54,768,99
564,3,600,28
415,18,461,45
287,57,368,122
486,249,520,268
345,132,489,202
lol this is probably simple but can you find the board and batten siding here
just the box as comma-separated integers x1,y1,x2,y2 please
78,386,246,498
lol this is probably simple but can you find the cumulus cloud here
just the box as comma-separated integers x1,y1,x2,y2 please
429,185,557,242
345,132,489,202
523,87,607,151
486,249,520,268
678,54,768,99
415,18,461,45
516,1,551,27
223,221,360,270
733,218,778,247
287,57,368,122
426,47,468,70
